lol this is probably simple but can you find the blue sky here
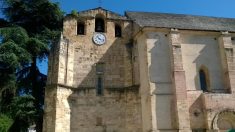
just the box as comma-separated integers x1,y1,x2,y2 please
2,0,235,74
52,0,235,18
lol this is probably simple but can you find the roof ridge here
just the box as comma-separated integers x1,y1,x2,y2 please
126,11,235,32
77,7,125,17
126,11,235,20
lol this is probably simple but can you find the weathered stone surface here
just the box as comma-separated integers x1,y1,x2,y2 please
43,8,235,132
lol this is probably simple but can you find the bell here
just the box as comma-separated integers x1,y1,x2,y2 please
78,27,83,34
97,25,102,31
96,19,104,32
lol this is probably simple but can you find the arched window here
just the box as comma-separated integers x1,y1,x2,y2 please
199,69,207,91
77,22,85,35
95,18,105,32
115,24,122,37
199,67,210,92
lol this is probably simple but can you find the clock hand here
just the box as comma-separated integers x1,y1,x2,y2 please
98,37,104,41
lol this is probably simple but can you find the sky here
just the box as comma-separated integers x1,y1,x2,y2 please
52,0,235,18
2,0,235,74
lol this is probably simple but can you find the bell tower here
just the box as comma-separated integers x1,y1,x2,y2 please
43,7,142,132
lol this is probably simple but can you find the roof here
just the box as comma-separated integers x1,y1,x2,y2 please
125,11,235,32
66,7,128,20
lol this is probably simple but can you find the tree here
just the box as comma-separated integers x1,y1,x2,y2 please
0,18,9,28
3,0,63,35
0,26,45,132
0,114,13,132
0,0,63,131
0,27,31,107
9,95,36,132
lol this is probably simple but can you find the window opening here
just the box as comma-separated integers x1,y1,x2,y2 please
95,18,105,32
115,24,122,37
97,76,103,95
96,63,104,95
77,22,85,35
96,63,104,74
199,69,208,92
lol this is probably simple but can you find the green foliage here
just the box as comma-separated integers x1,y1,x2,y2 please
0,114,13,132
36,28,61,48
0,41,31,68
0,73,15,93
0,27,28,45
71,10,79,17
6,95,36,132
228,129,235,132
3,0,63,35
25,38,48,63
0,0,63,131
11,95,36,120
0,27,31,92
0,25,48,132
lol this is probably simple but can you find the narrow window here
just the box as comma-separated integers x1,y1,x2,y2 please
77,22,85,35
199,69,208,92
115,24,122,37
96,63,104,74
96,63,104,95
95,18,105,32
97,76,103,95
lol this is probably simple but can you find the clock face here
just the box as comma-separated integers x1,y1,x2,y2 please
93,33,106,45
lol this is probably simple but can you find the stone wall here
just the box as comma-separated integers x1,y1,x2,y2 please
203,93,235,130
63,8,133,88
46,86,142,132
44,8,142,132
135,28,235,132
44,8,235,132
69,87,141,132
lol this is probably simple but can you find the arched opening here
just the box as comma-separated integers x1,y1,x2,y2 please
95,17,105,32
199,69,207,91
115,24,122,37
212,110,235,130
199,66,210,92
77,22,85,35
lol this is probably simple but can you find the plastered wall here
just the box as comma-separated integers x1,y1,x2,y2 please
146,32,174,129
136,31,176,131
181,33,224,91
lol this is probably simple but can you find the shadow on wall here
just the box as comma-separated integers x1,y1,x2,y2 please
189,94,207,129
186,35,229,130
148,32,177,130
187,36,226,92
66,23,142,132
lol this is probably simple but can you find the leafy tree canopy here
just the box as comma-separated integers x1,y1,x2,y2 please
3,0,64,35
0,114,13,132
0,0,64,131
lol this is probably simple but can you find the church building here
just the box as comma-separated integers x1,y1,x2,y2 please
43,7,235,132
